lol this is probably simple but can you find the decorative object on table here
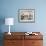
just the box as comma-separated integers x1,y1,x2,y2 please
5,18,14,35
25,32,38,35
18,9,35,23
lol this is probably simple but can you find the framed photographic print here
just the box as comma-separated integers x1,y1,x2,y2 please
18,9,35,23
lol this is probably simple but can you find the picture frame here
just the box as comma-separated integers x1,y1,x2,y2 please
18,9,35,23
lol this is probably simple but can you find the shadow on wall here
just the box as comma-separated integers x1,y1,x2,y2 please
0,33,4,46
0,15,5,32
0,16,5,46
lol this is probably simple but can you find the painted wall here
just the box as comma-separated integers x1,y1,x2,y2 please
0,0,46,33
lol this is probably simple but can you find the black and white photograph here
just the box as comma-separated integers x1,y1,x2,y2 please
18,9,35,23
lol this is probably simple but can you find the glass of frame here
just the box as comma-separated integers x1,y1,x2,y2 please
18,9,35,23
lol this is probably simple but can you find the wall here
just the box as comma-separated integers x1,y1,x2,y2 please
0,0,46,32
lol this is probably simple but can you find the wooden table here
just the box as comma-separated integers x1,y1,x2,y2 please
4,32,43,46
